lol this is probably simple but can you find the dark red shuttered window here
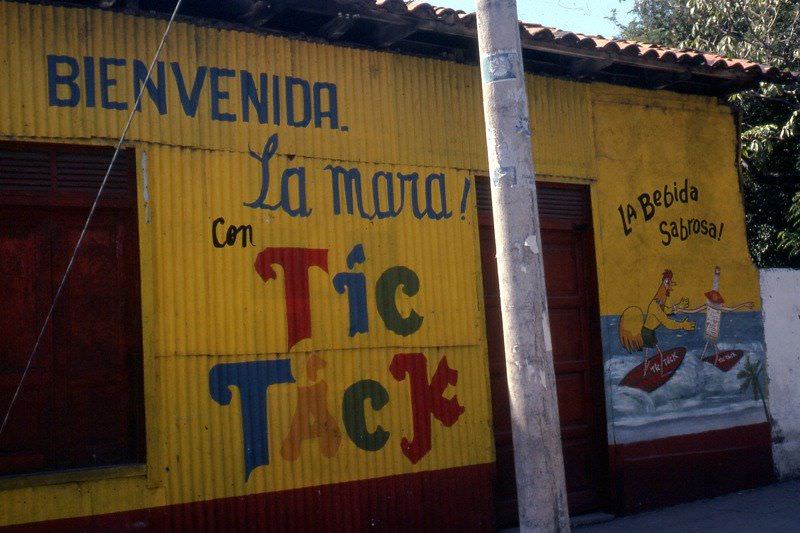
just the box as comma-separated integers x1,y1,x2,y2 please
0,142,144,475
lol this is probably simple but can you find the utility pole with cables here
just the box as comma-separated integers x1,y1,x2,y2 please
475,0,570,530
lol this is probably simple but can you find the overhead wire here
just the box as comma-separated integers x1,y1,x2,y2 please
0,0,185,439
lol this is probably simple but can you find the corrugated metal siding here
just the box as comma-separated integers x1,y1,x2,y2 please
156,347,492,504
0,1,595,179
0,1,597,527
143,147,482,356
137,142,493,500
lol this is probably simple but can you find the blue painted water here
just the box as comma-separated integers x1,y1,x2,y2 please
601,311,765,359
599,311,768,443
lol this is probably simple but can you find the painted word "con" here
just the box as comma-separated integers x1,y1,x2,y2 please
46,55,340,128
209,352,465,480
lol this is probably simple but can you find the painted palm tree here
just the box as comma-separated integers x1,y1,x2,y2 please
737,356,773,425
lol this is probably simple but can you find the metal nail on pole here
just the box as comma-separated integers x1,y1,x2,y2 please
474,0,570,530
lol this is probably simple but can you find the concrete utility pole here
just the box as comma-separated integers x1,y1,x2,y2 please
474,1,570,531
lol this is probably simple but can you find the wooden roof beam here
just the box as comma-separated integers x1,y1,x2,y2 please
644,70,692,90
320,13,359,40
242,0,290,27
365,22,418,48
569,58,615,80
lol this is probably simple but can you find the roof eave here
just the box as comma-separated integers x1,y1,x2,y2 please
52,0,794,96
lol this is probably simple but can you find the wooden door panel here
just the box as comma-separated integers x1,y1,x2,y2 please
60,380,133,468
549,308,585,364
542,241,580,298
51,208,141,469
0,141,144,476
0,211,52,372
54,212,126,377
480,182,609,526
556,373,588,425
0,210,54,472
0,373,52,473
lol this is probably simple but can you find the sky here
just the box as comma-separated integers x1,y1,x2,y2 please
437,0,634,38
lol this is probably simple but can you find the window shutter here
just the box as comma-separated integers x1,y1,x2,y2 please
0,141,144,476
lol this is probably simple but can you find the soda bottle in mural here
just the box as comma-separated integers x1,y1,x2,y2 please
688,266,754,371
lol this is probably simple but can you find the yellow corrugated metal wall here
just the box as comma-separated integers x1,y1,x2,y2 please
0,1,598,526
0,2,595,178
0,0,764,527
588,84,761,317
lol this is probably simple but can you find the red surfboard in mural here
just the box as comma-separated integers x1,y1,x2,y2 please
620,347,687,393
702,349,744,372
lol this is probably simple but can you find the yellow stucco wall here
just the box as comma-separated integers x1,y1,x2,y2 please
589,85,767,445
0,1,764,526
590,86,759,314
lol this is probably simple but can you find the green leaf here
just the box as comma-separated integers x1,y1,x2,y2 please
618,0,800,268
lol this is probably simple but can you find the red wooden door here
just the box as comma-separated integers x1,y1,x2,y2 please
0,208,54,473
52,208,143,468
0,143,144,475
478,180,609,526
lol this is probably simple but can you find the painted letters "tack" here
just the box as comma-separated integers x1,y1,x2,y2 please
209,360,295,481
209,353,464,480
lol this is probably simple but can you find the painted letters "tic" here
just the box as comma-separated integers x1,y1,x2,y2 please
254,245,424,350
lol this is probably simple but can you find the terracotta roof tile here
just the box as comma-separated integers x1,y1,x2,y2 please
71,0,799,88
389,1,797,83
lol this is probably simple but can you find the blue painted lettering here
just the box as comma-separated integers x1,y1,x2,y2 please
210,67,236,122
99,57,127,110
241,70,268,124
333,244,369,336
133,60,167,114
327,165,376,220
209,359,295,481
313,82,338,129
245,135,311,217
372,171,398,219
286,77,311,128
46,55,341,130
171,62,207,118
272,74,281,125
47,55,80,107
423,173,453,220
83,56,96,108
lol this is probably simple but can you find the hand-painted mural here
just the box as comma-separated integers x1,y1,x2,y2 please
203,132,481,483
603,266,767,443
0,3,502,526
592,94,771,447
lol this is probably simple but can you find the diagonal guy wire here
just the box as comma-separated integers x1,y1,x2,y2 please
0,0,185,439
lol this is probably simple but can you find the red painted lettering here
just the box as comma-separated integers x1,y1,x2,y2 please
389,353,464,464
254,247,328,349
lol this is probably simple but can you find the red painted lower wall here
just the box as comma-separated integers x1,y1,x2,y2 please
609,422,775,514
3,423,777,529
3,463,494,532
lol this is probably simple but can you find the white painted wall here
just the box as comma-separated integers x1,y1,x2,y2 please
760,268,800,480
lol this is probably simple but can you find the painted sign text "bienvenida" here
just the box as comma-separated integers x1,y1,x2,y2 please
46,55,342,129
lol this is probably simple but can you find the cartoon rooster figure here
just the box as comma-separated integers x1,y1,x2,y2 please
619,269,695,371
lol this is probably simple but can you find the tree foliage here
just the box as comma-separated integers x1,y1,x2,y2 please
612,0,800,267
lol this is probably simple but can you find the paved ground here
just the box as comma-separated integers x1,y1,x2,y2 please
576,480,800,532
